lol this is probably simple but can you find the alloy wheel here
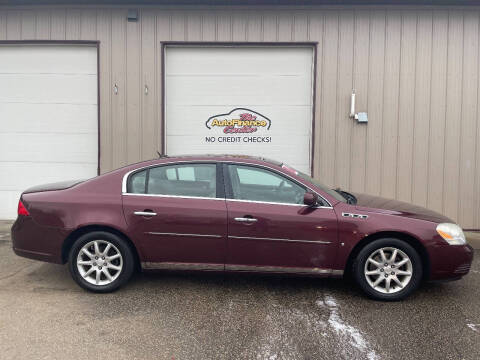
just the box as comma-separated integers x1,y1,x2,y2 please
364,247,413,294
76,240,123,286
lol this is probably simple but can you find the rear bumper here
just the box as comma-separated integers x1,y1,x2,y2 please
428,243,474,281
11,216,67,264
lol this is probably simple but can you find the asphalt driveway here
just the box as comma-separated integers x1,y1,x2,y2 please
0,222,479,360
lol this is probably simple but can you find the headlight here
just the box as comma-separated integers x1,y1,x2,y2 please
436,223,466,245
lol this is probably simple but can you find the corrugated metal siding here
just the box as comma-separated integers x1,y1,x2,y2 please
0,7,480,228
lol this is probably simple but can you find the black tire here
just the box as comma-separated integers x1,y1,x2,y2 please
68,231,135,293
353,238,423,301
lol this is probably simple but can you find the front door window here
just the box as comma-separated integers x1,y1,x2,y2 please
227,164,306,205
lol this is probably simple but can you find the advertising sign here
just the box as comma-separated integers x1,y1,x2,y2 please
204,108,272,145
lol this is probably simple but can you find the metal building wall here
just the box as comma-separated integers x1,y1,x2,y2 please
0,6,479,228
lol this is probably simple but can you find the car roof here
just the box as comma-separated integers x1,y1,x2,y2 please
152,154,284,167
107,154,286,181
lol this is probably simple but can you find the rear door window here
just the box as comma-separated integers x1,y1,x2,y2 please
128,163,217,198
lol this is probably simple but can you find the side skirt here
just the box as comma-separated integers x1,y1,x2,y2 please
141,262,344,277
226,264,343,277
142,262,223,271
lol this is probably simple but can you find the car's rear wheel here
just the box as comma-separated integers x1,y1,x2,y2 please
68,231,134,293
353,238,423,301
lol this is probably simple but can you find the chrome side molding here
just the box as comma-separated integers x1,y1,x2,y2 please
144,233,331,244
142,262,224,271
145,232,223,238
229,235,331,245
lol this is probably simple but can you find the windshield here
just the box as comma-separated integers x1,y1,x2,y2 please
281,165,347,203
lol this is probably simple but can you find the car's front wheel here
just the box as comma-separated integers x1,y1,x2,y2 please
68,231,135,293
353,238,423,301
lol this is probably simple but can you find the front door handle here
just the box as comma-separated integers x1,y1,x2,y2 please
234,217,258,223
134,211,157,216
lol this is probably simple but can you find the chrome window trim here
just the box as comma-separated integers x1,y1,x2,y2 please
226,198,332,209
229,235,331,244
121,159,333,208
146,232,223,238
123,192,226,201
123,192,332,209
121,160,218,194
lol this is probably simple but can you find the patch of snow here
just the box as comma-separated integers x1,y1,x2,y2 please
467,323,479,333
317,295,380,360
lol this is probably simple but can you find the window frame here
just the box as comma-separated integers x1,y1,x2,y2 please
124,162,224,200
222,163,330,207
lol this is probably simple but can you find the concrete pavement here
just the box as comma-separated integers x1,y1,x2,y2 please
0,222,479,359
466,231,480,250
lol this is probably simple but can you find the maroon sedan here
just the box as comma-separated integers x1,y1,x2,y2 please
11,155,473,300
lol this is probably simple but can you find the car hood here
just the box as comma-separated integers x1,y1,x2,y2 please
352,192,453,224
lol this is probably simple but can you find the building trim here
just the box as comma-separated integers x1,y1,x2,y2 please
4,1,480,7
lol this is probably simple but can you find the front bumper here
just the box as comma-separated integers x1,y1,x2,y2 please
428,243,474,281
11,216,68,264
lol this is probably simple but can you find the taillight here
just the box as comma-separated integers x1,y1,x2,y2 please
18,200,30,216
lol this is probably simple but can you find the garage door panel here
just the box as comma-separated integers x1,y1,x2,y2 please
0,192,22,219
0,161,97,218
0,162,97,191
0,133,97,163
0,191,26,219
0,45,98,219
166,75,312,105
0,74,97,104
0,45,97,74
167,134,311,174
166,47,313,75
165,46,314,174
0,103,97,133
166,105,312,136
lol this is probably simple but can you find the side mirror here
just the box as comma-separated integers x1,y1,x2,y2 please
303,192,318,207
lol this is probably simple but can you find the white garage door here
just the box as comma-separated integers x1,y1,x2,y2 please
165,46,314,173
0,45,98,219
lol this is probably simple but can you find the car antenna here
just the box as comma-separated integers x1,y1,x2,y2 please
157,151,168,158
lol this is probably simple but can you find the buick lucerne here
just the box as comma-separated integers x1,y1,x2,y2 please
11,155,473,300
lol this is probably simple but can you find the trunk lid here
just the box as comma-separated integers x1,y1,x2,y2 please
22,180,84,194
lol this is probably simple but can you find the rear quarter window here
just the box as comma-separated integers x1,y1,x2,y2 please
127,170,147,194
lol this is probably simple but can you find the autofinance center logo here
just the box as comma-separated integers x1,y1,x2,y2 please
205,108,272,144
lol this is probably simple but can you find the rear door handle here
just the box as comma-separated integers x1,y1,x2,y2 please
234,217,258,223
134,211,157,216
